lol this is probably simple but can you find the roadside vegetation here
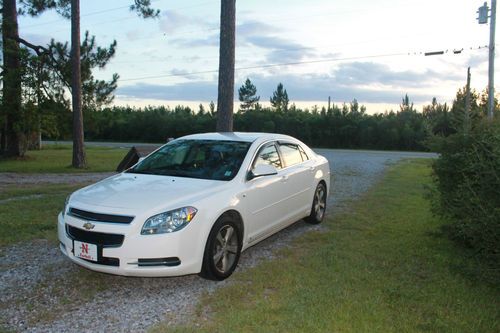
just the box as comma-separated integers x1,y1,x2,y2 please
430,117,500,270
154,160,499,333
0,145,125,173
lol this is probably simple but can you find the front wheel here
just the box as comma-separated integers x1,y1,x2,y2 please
305,182,327,224
200,216,242,280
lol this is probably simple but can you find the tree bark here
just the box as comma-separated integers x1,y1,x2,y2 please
71,0,86,168
216,0,236,132
2,0,26,157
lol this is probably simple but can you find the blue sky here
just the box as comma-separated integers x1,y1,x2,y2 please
19,0,496,113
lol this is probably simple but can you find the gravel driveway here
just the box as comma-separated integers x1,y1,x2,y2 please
0,149,436,332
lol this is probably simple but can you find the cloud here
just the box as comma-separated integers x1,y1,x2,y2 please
165,19,313,65
117,81,217,101
168,33,219,48
126,29,143,41
235,20,315,63
159,10,194,34
236,20,279,37
246,72,433,103
117,61,452,105
332,62,462,87
466,53,488,68
169,68,204,80
243,35,314,63
159,10,216,46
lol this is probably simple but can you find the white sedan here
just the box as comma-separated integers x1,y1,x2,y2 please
58,132,330,280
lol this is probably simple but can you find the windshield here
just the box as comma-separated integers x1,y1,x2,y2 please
128,139,252,181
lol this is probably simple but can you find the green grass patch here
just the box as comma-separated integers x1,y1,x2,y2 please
0,184,87,247
0,145,126,173
157,159,499,333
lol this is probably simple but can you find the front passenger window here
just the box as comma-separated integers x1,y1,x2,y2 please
254,144,282,170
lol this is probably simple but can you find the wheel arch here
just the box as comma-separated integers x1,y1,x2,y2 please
199,208,245,260
318,179,327,192
218,209,245,241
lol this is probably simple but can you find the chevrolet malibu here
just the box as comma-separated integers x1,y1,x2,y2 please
58,132,330,280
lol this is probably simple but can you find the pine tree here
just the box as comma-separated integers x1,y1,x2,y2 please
0,0,159,161
400,94,415,113
1,0,24,156
270,83,289,112
238,78,260,111
68,0,159,168
216,0,236,131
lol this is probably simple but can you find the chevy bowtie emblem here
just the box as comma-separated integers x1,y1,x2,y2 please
83,222,95,230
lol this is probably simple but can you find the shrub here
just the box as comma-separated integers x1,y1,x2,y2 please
431,118,500,265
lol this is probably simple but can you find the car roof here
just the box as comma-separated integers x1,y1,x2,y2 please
177,132,297,144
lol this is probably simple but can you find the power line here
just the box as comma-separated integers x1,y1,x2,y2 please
118,52,407,82
111,31,469,65
21,0,215,30
118,45,490,83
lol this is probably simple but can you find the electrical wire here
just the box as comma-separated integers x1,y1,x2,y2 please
116,44,491,83
21,0,215,30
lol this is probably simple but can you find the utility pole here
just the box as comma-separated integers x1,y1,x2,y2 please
488,0,496,119
465,67,471,134
478,1,496,119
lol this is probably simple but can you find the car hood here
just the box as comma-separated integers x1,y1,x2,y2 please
72,173,227,211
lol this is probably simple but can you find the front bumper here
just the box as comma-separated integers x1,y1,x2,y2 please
57,212,203,277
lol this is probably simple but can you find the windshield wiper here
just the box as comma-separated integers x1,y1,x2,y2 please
127,169,158,175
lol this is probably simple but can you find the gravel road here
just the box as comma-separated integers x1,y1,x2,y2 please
0,149,436,332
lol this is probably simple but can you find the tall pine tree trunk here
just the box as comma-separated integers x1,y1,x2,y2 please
216,0,236,132
2,0,26,157
71,0,86,168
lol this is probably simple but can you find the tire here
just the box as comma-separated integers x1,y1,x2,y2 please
200,215,242,280
305,182,327,224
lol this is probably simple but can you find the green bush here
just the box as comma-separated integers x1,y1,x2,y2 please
431,119,500,265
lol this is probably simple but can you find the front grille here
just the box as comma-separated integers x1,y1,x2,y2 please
66,225,122,267
66,225,124,247
68,207,134,224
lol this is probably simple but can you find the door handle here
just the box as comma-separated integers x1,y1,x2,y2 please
281,175,288,182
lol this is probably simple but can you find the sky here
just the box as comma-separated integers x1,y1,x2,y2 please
18,0,498,113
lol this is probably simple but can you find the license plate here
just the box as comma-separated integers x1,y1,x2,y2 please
74,240,98,262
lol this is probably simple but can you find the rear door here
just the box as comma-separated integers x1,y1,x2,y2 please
277,142,314,222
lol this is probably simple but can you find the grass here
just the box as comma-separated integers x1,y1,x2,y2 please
0,145,126,173
0,183,87,247
154,159,500,333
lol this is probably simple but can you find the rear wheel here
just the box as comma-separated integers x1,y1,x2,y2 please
200,216,242,280
305,182,327,224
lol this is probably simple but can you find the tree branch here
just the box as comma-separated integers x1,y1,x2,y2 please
15,36,50,56
15,37,70,88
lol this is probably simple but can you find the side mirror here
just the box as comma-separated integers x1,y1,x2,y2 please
248,164,278,180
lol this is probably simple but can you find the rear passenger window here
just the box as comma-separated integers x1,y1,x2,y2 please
280,143,303,167
254,144,282,169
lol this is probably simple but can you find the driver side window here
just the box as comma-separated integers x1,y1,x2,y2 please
253,143,282,170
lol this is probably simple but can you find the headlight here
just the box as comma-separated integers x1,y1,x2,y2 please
62,195,70,217
141,206,198,235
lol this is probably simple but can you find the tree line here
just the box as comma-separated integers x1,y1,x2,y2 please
38,78,496,151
